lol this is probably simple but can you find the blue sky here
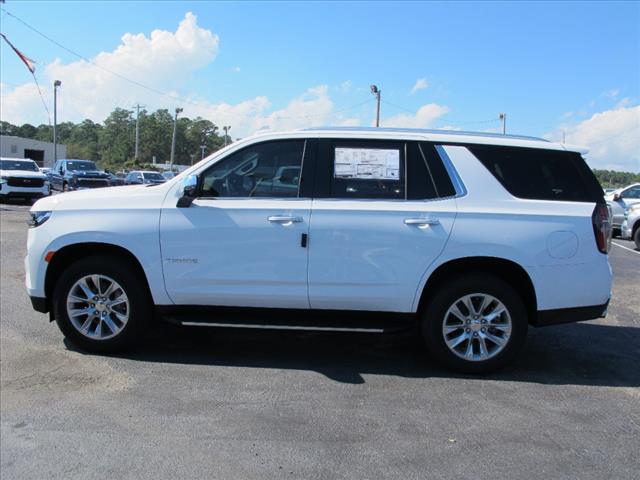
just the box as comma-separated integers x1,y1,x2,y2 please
1,1,639,170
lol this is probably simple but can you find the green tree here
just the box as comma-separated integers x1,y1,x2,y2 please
99,108,135,167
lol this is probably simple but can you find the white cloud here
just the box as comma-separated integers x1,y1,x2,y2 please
604,89,620,99
1,12,219,125
231,66,241,73
547,105,640,172
381,103,450,128
410,78,428,95
338,80,352,93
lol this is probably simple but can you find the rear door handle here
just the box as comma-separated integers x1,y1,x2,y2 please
268,215,303,224
404,218,440,227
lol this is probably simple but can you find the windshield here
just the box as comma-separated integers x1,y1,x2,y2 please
0,160,40,172
143,172,165,180
66,161,98,171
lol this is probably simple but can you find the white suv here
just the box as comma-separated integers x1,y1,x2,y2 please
25,128,612,372
1,157,50,201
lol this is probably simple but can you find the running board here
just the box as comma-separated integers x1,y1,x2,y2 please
157,305,416,333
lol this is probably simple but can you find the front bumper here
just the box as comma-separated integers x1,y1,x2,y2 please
0,184,49,198
532,300,610,327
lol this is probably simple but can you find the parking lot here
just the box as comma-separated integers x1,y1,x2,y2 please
1,201,638,479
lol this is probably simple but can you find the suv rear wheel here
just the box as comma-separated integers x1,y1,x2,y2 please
422,274,528,373
53,255,150,352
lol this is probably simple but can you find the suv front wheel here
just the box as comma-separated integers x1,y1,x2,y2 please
53,255,150,352
422,274,528,373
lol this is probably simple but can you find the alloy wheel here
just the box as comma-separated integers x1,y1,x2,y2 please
66,274,130,340
442,293,512,362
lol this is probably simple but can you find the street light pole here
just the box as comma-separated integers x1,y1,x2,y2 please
370,85,381,127
170,107,183,171
53,80,62,164
499,113,507,135
133,103,145,161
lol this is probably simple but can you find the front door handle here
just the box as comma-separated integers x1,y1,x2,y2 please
268,215,303,224
404,218,440,227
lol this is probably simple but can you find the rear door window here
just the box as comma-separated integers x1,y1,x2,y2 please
323,140,405,199
468,145,604,203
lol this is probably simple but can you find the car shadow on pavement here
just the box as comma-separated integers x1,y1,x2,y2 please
65,321,640,387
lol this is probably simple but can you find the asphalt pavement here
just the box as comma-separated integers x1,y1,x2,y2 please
1,201,639,479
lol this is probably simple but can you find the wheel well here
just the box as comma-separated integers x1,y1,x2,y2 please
418,257,537,323
45,242,150,311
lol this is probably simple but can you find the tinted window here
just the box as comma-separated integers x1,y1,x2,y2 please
407,143,457,200
623,186,640,199
200,140,305,198
143,172,164,181
469,146,604,203
66,161,98,171
329,141,405,199
0,160,39,172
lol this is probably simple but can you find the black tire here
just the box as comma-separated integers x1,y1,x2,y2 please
53,255,151,353
634,226,640,250
62,181,68,192
421,274,528,374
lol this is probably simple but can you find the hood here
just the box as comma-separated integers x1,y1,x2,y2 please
31,183,170,212
1,169,47,179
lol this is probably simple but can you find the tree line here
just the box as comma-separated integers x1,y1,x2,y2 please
592,169,640,189
0,108,231,171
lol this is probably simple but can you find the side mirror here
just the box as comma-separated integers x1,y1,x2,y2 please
177,174,199,208
613,193,621,201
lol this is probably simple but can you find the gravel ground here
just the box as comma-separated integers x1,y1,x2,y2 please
1,201,639,479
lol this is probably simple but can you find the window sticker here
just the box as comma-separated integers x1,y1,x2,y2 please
334,148,400,180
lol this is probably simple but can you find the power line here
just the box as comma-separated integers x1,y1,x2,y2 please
0,7,374,122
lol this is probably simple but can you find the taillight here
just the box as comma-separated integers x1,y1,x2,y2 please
592,203,612,254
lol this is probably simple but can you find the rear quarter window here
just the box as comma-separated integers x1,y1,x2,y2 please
468,146,604,203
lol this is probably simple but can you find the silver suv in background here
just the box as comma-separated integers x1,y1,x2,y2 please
621,203,640,249
605,183,640,235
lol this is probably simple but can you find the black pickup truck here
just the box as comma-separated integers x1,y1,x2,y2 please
52,159,111,191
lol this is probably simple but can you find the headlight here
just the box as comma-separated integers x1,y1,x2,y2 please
27,211,52,228
0,176,7,184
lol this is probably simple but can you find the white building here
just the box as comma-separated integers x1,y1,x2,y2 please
0,135,66,168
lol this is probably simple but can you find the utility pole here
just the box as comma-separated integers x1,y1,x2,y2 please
133,103,145,161
370,85,381,127
223,126,231,146
170,107,183,171
190,154,196,166
53,80,62,163
200,144,206,160
499,113,507,135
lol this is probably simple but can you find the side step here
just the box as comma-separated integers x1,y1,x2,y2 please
156,305,416,333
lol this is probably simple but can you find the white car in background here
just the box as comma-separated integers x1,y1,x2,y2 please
25,128,612,373
0,157,50,202
605,183,640,235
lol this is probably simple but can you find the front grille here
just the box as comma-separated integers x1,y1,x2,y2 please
7,177,45,188
77,178,109,188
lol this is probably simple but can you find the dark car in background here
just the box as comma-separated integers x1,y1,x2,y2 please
125,170,166,185
53,159,111,191
40,167,64,192
107,172,126,186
